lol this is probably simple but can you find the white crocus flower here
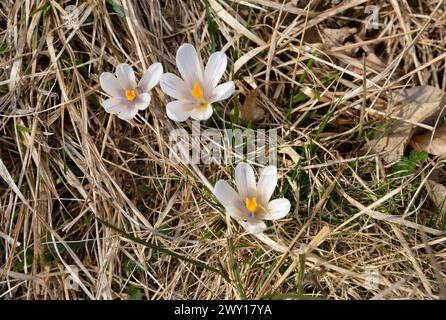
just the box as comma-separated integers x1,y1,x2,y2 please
99,63,163,120
213,162,291,234
160,44,235,122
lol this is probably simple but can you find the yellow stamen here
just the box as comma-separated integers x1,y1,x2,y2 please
245,197,257,212
191,82,204,100
125,89,136,101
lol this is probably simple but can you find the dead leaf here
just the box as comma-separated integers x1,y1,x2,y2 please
371,85,446,163
302,26,323,44
238,88,265,123
365,52,387,69
321,29,391,78
425,170,446,213
350,50,388,75
320,27,357,49
347,35,391,76
426,179,446,210
410,125,446,156
279,146,302,163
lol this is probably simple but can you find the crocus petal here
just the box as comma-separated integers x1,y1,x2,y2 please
235,162,257,200
100,72,122,96
138,62,163,92
204,51,227,92
133,93,151,110
213,180,245,217
210,81,235,103
256,166,277,205
160,73,192,101
190,104,213,121
241,219,267,234
259,198,291,220
166,100,194,122
176,43,203,86
103,97,124,114
116,63,137,89
117,106,139,121
225,206,250,221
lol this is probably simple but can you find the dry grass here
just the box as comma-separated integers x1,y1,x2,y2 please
1,0,446,300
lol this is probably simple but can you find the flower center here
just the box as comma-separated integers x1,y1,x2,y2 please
245,197,257,213
196,102,209,110
191,82,204,100
125,89,136,101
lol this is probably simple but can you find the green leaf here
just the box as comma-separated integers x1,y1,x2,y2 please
205,1,219,53
291,91,309,104
392,158,416,176
16,125,32,134
106,0,125,17
30,1,50,16
74,56,88,75
199,222,225,240
254,248,264,258
392,150,427,177
266,293,325,300
320,72,341,84
96,217,230,282
0,43,7,54
60,148,68,173
409,150,428,162
123,258,143,275
127,285,142,300
228,238,246,299
87,95,101,111
13,250,34,272
42,1,51,14
156,224,170,235
137,184,154,194
31,25,39,48
230,100,240,124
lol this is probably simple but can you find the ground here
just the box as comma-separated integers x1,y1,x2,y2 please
0,0,446,300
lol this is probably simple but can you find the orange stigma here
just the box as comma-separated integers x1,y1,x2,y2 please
125,89,136,101
191,82,204,100
245,197,257,212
